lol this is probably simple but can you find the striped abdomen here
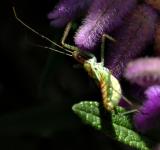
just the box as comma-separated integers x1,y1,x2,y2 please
99,71,115,111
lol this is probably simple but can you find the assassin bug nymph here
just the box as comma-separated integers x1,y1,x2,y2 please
12,7,134,112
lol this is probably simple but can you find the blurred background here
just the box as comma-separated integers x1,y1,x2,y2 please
0,0,134,149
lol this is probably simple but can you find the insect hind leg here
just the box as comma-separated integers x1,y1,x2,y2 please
120,109,138,115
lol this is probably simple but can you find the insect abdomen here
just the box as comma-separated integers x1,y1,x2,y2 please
99,72,121,111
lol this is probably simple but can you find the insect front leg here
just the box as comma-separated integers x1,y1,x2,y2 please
61,22,79,51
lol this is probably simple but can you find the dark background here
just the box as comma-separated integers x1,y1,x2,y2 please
0,0,133,149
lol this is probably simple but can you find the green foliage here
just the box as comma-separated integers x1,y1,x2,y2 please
72,101,153,150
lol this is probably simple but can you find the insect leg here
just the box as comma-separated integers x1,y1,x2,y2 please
61,22,80,51
101,34,116,65
120,109,139,115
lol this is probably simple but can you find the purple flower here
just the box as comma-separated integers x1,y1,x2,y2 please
134,85,160,133
48,0,92,28
74,0,137,50
105,4,157,79
124,57,160,87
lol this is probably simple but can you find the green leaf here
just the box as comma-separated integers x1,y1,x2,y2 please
72,101,153,150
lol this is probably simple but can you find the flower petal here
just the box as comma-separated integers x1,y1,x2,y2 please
124,57,160,87
74,0,137,50
106,4,158,78
48,0,92,28
134,85,160,133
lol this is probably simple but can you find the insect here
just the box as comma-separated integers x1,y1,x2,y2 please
12,7,133,112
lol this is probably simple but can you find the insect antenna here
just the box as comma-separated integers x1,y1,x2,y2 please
12,6,72,54
31,43,72,57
